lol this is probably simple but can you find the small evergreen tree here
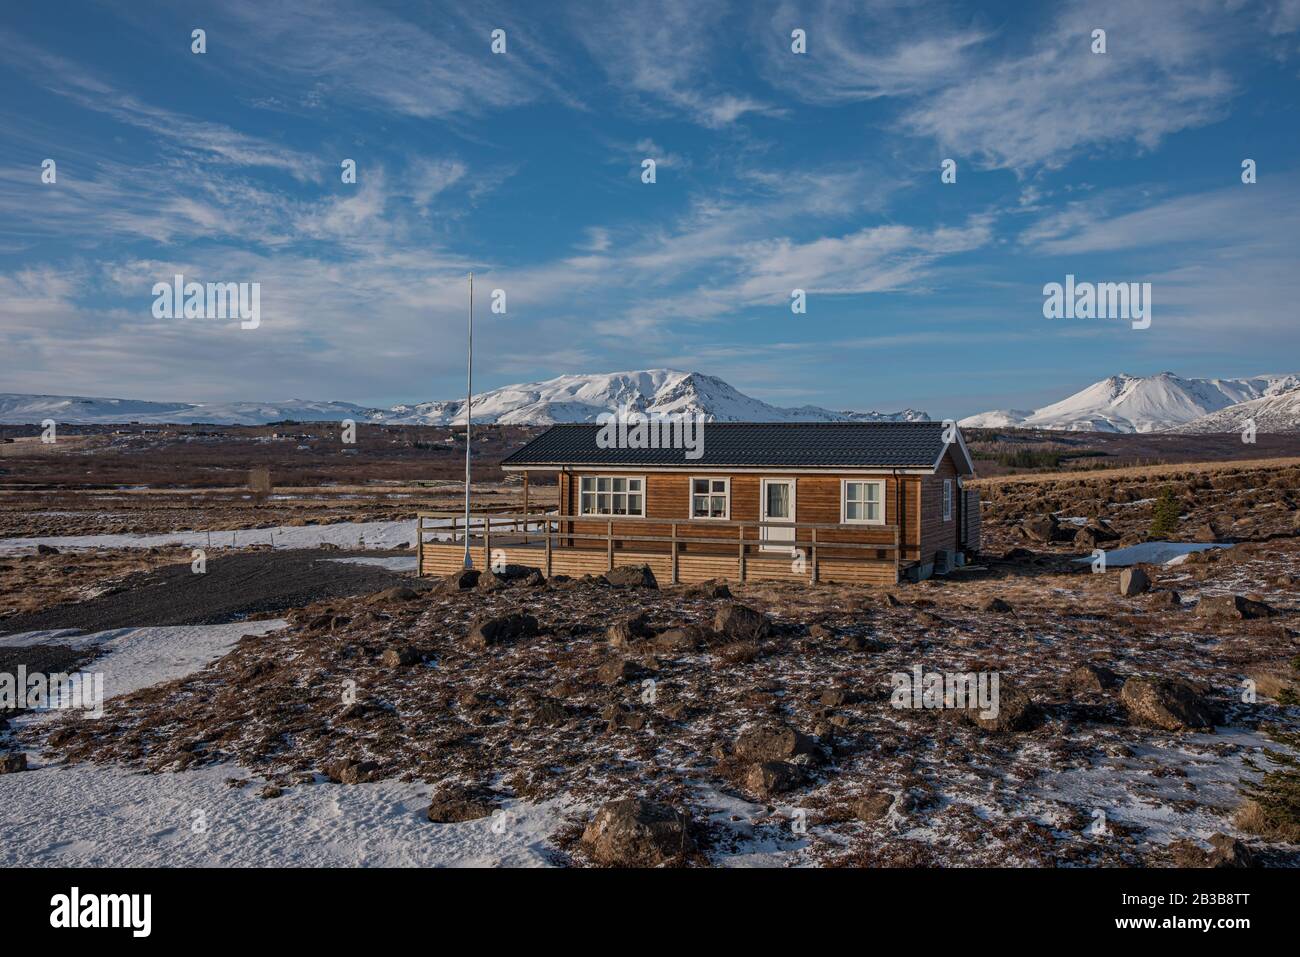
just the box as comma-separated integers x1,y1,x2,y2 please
1150,486,1180,536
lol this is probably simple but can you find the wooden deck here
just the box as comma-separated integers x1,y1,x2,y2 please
417,511,899,586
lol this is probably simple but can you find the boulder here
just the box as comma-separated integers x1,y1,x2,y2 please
745,761,805,798
467,613,539,648
368,585,420,605
596,658,645,685
980,597,1013,614
441,568,480,591
1066,662,1121,695
1118,566,1150,596
714,603,772,641
35,544,60,555
734,722,818,763
607,612,654,649
380,644,418,668
1120,677,1215,731
604,564,658,589
580,798,694,866
963,680,1040,732
683,579,731,599
1148,589,1182,608
324,758,380,784
852,791,895,823
1196,594,1273,621
0,752,28,774
1020,515,1058,543
427,789,496,823
651,625,708,653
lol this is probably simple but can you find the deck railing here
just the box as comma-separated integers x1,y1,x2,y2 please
416,509,899,584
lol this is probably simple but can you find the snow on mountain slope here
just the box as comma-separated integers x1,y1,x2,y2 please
1169,386,1300,434
0,371,928,426
959,372,1300,433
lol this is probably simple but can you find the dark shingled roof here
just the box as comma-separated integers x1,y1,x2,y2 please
502,421,971,470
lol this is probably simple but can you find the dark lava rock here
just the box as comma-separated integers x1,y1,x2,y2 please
1120,676,1215,731
380,645,418,668
580,797,694,866
36,544,60,555
427,789,496,823
597,658,646,685
1118,566,1150,597
852,791,896,823
714,603,772,641
604,564,658,589
607,612,654,649
1066,662,1120,695
683,579,731,599
324,758,380,784
467,613,539,648
1196,594,1273,621
368,585,420,605
1148,589,1182,608
0,752,28,774
734,722,818,763
651,625,708,652
962,680,1040,732
441,568,480,591
980,597,1013,614
745,760,805,797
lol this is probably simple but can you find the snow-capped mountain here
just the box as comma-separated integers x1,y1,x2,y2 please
0,370,929,426
960,372,1300,433
1169,386,1300,434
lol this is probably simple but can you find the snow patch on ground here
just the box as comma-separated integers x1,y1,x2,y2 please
0,617,575,866
1073,541,1230,567
0,518,449,554
2,621,287,705
0,761,571,867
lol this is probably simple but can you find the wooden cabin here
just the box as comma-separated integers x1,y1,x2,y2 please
417,421,979,586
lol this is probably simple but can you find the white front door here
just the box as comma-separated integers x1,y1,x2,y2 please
760,478,796,552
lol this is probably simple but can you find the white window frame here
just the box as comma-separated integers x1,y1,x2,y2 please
841,479,885,525
578,474,645,517
942,479,953,522
689,476,730,520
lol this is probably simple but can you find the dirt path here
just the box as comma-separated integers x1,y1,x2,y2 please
0,549,419,635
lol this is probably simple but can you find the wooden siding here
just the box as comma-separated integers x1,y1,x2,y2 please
558,470,905,561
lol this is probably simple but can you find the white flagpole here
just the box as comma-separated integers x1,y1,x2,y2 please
463,272,474,569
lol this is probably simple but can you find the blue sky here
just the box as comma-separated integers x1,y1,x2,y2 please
2,0,1298,418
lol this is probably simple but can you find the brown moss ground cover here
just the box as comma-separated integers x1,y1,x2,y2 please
23,532,1300,867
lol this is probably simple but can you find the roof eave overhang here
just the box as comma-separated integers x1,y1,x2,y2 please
501,463,939,474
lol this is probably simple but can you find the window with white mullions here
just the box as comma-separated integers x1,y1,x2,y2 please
690,477,730,519
579,475,644,516
942,479,953,522
841,479,884,525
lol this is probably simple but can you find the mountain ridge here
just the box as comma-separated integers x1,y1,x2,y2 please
0,370,929,426
960,372,1300,433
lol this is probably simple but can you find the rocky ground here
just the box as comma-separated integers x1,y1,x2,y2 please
13,535,1298,867
3,458,1298,867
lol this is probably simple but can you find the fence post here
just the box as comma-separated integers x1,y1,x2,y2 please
811,526,819,583
738,524,746,581
671,522,679,585
417,516,423,577
483,515,491,570
545,518,553,577
607,519,614,571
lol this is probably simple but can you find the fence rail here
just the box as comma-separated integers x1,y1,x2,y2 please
416,509,899,584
